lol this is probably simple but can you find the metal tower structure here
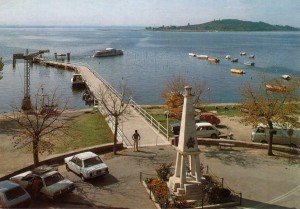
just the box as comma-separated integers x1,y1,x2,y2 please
13,49,50,110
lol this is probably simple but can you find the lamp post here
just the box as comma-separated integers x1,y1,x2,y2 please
166,111,169,141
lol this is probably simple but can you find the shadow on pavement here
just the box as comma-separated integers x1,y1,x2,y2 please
202,147,259,168
241,198,297,209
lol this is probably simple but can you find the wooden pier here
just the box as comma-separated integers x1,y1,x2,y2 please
33,58,170,148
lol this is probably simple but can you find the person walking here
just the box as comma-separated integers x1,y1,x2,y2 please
132,130,140,151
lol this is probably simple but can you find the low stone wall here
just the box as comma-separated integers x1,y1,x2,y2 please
0,142,123,181
170,137,299,155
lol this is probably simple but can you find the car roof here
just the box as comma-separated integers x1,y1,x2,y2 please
75,151,98,160
200,112,216,116
195,122,213,126
0,180,19,192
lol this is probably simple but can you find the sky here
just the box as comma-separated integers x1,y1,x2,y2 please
0,0,300,27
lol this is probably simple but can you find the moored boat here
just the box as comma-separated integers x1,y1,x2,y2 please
240,52,246,56
208,57,220,63
189,53,196,57
230,69,245,74
281,74,291,80
231,58,238,62
225,55,231,59
71,73,85,87
197,54,209,59
93,48,123,57
244,61,255,66
249,54,255,59
266,84,291,92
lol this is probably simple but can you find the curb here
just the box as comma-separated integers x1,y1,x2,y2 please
0,142,123,181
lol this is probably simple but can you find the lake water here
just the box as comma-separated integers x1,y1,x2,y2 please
0,27,300,112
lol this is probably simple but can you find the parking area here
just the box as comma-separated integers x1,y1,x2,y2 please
27,145,300,209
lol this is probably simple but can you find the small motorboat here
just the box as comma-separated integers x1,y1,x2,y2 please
244,62,255,66
197,54,209,59
208,57,220,63
266,84,291,92
71,73,85,87
189,53,196,57
281,75,291,80
249,54,255,59
230,69,246,74
225,55,231,59
231,58,238,62
240,52,246,56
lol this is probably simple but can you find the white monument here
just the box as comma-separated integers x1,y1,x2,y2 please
168,86,203,200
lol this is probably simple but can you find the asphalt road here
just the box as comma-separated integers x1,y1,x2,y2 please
29,145,300,209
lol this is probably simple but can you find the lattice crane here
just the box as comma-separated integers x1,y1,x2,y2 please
13,49,50,110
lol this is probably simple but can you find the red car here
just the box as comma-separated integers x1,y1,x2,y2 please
197,112,220,125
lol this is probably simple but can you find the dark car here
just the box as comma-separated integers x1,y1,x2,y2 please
170,122,181,135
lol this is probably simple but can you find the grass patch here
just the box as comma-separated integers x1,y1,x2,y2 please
55,110,114,153
202,105,242,117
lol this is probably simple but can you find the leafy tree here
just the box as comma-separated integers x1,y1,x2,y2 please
96,81,132,155
240,76,300,155
4,88,70,167
161,75,206,119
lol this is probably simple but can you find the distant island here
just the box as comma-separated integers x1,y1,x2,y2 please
146,19,300,32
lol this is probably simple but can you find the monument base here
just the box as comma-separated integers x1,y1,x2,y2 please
168,176,203,200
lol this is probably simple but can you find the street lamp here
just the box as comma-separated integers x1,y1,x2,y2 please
166,111,169,141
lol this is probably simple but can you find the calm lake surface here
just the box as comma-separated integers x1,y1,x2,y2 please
0,27,300,112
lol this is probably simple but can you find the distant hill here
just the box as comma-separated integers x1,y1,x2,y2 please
146,19,300,32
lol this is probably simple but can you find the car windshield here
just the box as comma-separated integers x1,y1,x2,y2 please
44,173,64,186
83,156,103,168
5,186,26,201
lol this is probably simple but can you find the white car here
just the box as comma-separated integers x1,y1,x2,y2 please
10,165,75,199
64,151,109,180
196,122,221,139
0,180,31,208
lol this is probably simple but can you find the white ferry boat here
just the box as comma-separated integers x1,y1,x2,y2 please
93,48,123,57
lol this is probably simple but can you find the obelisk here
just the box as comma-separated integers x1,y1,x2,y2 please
168,86,202,200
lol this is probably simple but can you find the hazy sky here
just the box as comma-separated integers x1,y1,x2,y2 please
0,0,299,27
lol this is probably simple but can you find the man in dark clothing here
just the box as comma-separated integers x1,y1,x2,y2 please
132,130,140,151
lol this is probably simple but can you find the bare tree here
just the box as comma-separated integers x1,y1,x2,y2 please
161,75,206,119
240,75,300,155
97,81,132,155
0,57,4,80
4,87,70,167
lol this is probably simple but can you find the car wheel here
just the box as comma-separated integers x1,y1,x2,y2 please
66,164,70,171
261,140,267,144
211,134,218,139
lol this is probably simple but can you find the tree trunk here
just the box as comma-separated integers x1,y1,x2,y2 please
32,139,39,168
268,121,274,156
113,116,119,155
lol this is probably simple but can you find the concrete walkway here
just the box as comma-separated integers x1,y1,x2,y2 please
120,106,170,148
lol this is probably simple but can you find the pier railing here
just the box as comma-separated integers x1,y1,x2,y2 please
129,100,168,139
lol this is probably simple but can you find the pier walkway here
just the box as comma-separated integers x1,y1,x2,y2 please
34,59,170,148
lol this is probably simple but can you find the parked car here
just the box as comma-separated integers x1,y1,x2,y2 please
171,122,221,139
64,151,109,181
0,180,31,208
196,122,221,138
170,122,181,135
196,112,220,125
251,124,300,148
10,165,75,199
